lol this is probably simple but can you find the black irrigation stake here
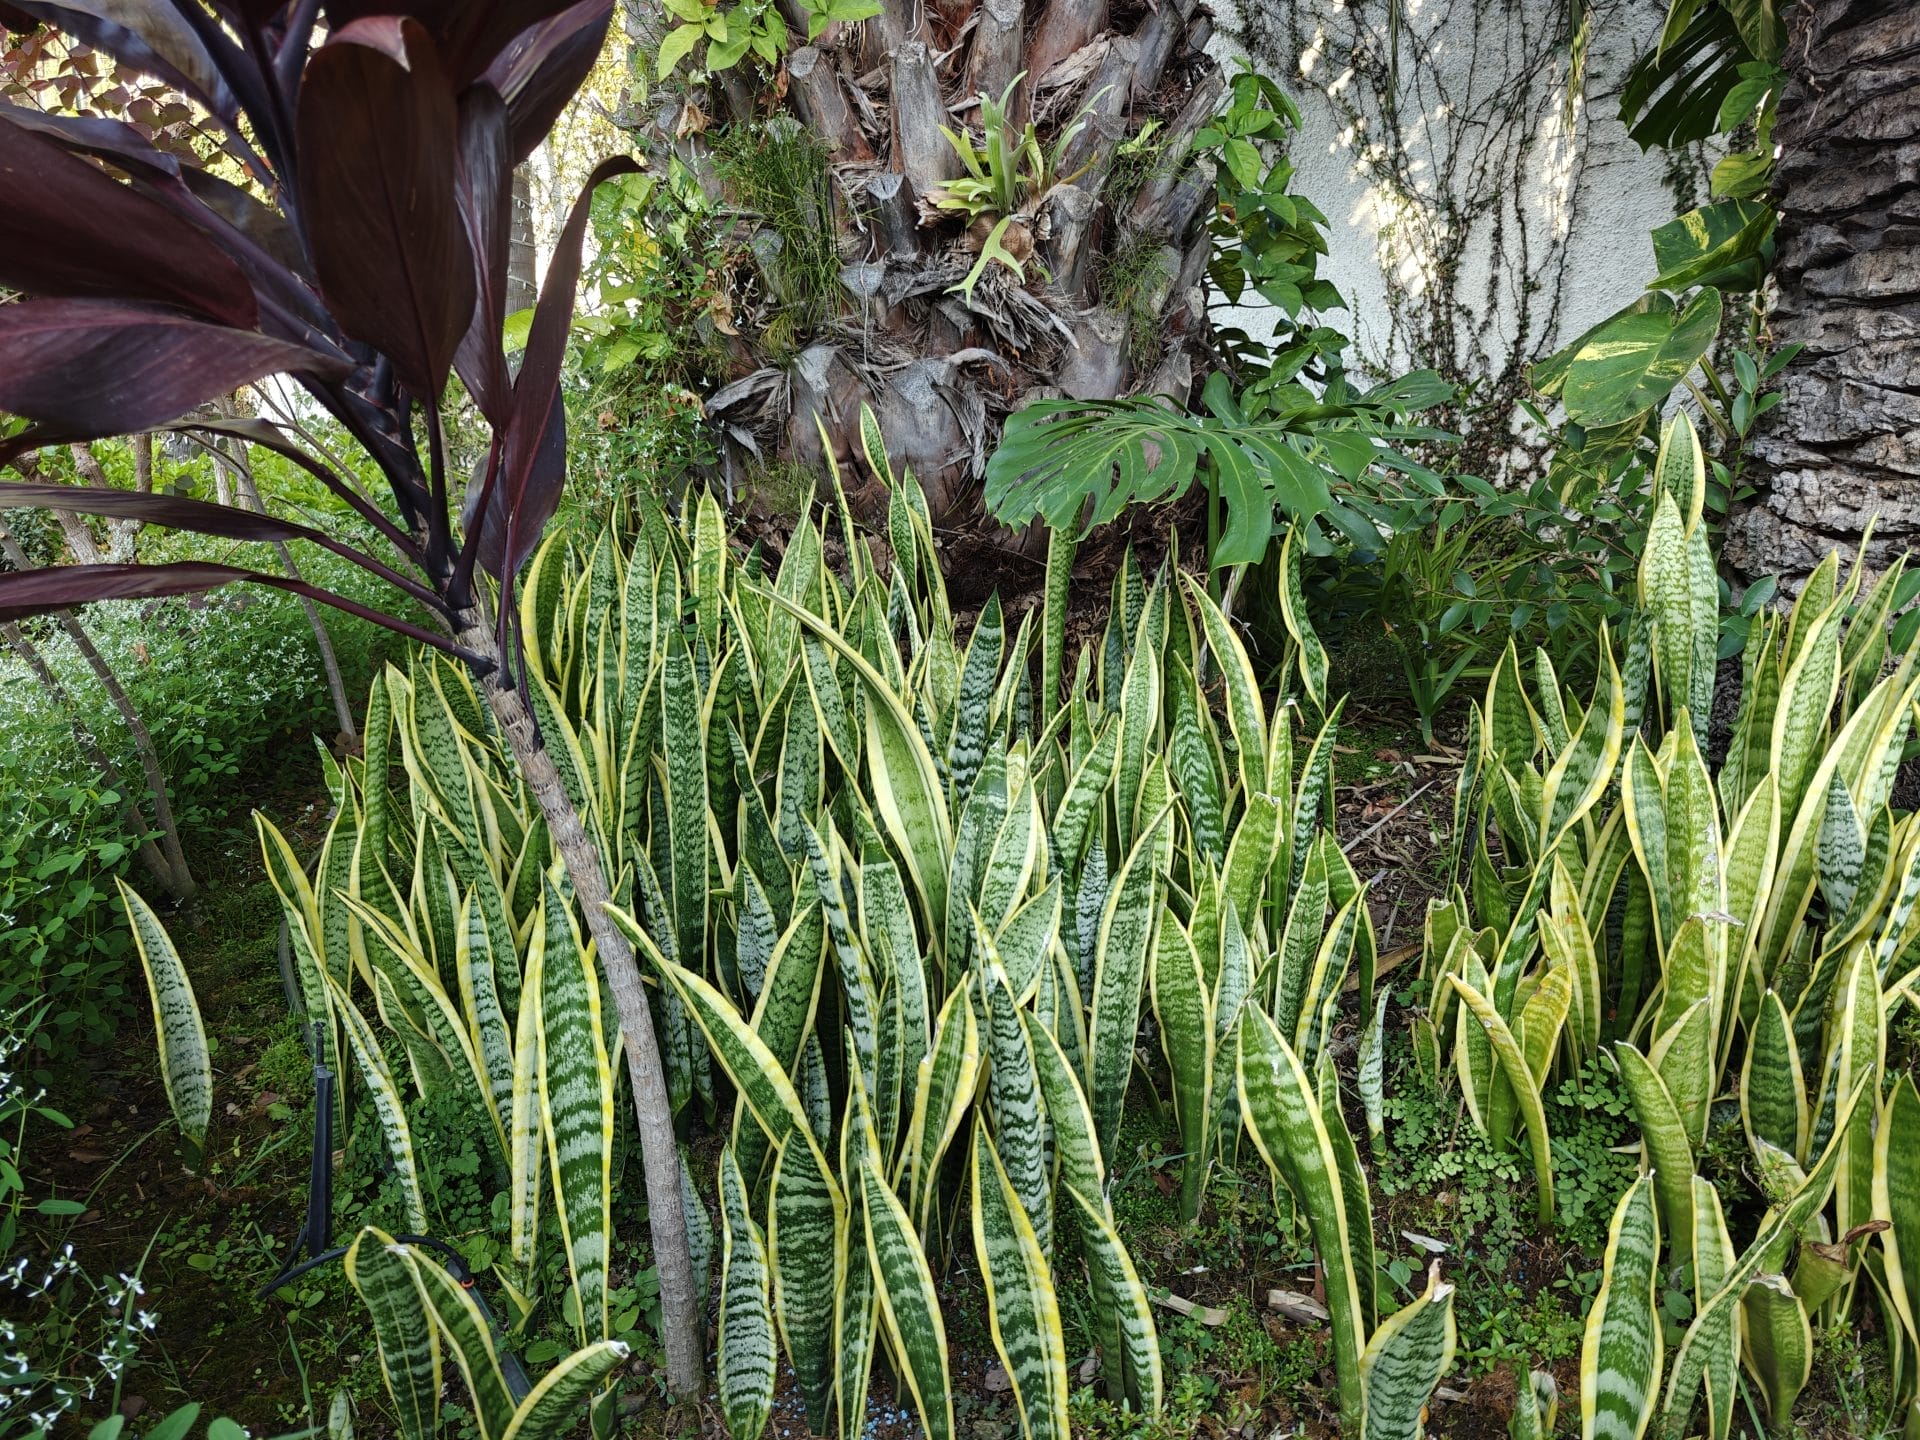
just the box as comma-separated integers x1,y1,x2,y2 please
259,929,532,1402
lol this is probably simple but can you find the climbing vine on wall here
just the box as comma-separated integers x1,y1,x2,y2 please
1226,0,1709,476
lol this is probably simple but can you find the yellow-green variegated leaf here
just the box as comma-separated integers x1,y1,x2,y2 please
329,974,426,1231
1689,1178,1739,1440
1023,1010,1105,1201
1509,1371,1558,1440
1874,1074,1920,1352
509,939,544,1269
971,1122,1070,1440
1739,1273,1812,1424
717,1147,775,1440
344,1228,440,1440
1742,990,1806,1162
118,881,211,1154
1580,1176,1662,1440
862,1157,954,1440
902,985,981,1223
1611,1041,1695,1267
1089,823,1161,1159
499,1339,631,1440
1279,525,1330,712
981,957,1051,1254
534,877,614,1342
1183,574,1267,799
1236,1006,1366,1433
1152,916,1214,1220
1360,1262,1458,1440
406,1241,519,1440
1448,976,1555,1224
770,1132,842,1433
1063,1183,1163,1415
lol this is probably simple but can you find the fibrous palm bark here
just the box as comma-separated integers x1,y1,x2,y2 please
636,0,1224,540
1729,0,1920,586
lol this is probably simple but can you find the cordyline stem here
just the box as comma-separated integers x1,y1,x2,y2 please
454,609,704,1398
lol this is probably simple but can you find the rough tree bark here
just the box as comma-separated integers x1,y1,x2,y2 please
453,609,704,1398
638,0,1222,554
1729,0,1920,586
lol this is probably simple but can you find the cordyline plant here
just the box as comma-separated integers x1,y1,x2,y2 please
0,0,707,1395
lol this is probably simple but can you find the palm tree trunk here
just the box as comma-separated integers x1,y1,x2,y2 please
453,608,704,1398
644,0,1221,542
1729,0,1920,587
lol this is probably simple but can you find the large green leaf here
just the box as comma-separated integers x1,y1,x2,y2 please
1561,289,1723,427
1648,200,1775,293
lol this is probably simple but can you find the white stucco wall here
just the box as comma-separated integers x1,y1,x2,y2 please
1212,0,1695,379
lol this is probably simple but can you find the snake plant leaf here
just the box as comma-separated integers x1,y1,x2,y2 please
1062,1182,1163,1415
406,1243,519,1440
1279,526,1330,712
971,1122,1071,1440
1739,1273,1812,1424
1023,1009,1106,1201
862,1157,954,1440
758,586,952,946
499,1339,631,1440
1360,1262,1458,1440
1237,1006,1367,1433
1181,574,1268,799
901,984,982,1220
1611,1041,1695,1266
1089,821,1162,1158
1581,1175,1663,1440
344,1228,441,1440
717,1148,775,1440
982,955,1051,1253
1152,916,1215,1220
118,881,211,1156
1742,990,1806,1160
1508,1370,1558,1440
1875,1073,1920,1353
1448,975,1556,1224
770,1132,842,1433
1050,718,1119,880
509,938,544,1269
534,876,614,1342
329,974,427,1231
948,593,1005,807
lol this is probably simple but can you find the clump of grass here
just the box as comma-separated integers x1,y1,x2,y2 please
714,118,840,333
1097,232,1176,367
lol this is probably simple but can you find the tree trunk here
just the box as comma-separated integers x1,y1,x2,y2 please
643,0,1220,566
453,609,704,1399
1728,0,1920,588
509,165,540,316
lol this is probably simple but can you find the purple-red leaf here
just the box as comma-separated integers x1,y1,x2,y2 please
453,83,513,425
0,300,350,438
0,481,318,545
3,1,240,120
483,155,638,578
295,17,473,400
0,560,472,658
0,110,259,328
486,1,613,162
322,1,589,85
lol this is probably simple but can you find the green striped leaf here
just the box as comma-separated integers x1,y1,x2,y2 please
902,985,981,1222
329,975,426,1231
861,1158,954,1440
1360,1263,1458,1440
1611,1041,1695,1266
770,1133,842,1433
717,1148,775,1440
1580,1175,1662,1440
500,1340,631,1440
118,881,211,1155
1742,990,1805,1160
1509,1371,1558,1440
407,1242,519,1440
509,939,544,1269
1152,917,1214,1220
1088,822,1161,1158
1873,1074,1920,1352
1279,526,1330,711
344,1228,440,1440
534,877,614,1342
1739,1273,1811,1424
1063,1183,1162,1415
1050,719,1119,880
982,956,1051,1253
1448,976,1555,1224
1183,575,1266,798
1024,1010,1105,1201
1236,1006,1366,1433
971,1122,1070,1440
949,594,1005,806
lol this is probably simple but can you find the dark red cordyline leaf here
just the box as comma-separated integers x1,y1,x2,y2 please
0,481,319,545
486,1,612,162
294,17,473,400
452,83,513,426
0,559,472,657
0,111,259,328
2,1,240,120
322,1,587,85
484,154,639,578
0,299,350,438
